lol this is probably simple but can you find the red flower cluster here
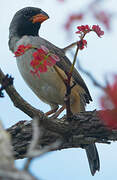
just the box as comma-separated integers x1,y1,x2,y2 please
65,13,83,30
99,76,117,129
92,25,104,37
14,44,32,57
30,45,60,78
76,24,104,37
77,39,87,50
75,25,104,50
14,44,60,78
76,25,90,34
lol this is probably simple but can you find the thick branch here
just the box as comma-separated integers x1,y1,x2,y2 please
7,110,117,159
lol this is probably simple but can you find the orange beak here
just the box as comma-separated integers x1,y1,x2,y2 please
31,13,49,23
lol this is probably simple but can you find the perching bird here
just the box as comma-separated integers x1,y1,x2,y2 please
9,7,100,175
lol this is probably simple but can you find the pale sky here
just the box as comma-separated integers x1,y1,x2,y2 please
0,0,117,179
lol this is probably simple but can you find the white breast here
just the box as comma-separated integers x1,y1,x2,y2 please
15,36,65,105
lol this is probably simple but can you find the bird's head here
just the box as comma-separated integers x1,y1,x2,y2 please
9,7,49,38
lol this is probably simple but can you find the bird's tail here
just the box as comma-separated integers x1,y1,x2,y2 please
85,144,100,176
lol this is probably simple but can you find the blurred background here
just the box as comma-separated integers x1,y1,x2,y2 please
0,0,117,179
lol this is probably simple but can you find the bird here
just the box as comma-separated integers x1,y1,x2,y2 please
8,7,100,175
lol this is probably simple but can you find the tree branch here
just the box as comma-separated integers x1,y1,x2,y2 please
7,110,117,159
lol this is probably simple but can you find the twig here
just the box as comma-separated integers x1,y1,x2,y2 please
28,118,41,154
69,45,79,74
64,45,79,119
0,74,14,97
24,117,41,171
62,41,77,53
64,33,87,119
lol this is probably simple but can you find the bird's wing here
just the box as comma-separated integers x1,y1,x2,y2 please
18,35,92,103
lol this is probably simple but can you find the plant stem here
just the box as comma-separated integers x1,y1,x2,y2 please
69,45,79,74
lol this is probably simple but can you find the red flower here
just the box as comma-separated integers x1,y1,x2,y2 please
65,13,83,30
30,45,60,77
38,64,48,73
14,44,32,57
99,76,117,129
94,11,111,30
15,44,60,78
32,49,46,61
76,25,90,34
92,25,104,37
77,39,87,50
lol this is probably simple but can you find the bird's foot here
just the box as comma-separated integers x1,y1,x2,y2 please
50,105,65,119
45,106,59,116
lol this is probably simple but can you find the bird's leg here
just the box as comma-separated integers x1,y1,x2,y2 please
64,73,73,119
45,106,59,116
62,42,77,53
51,105,66,119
